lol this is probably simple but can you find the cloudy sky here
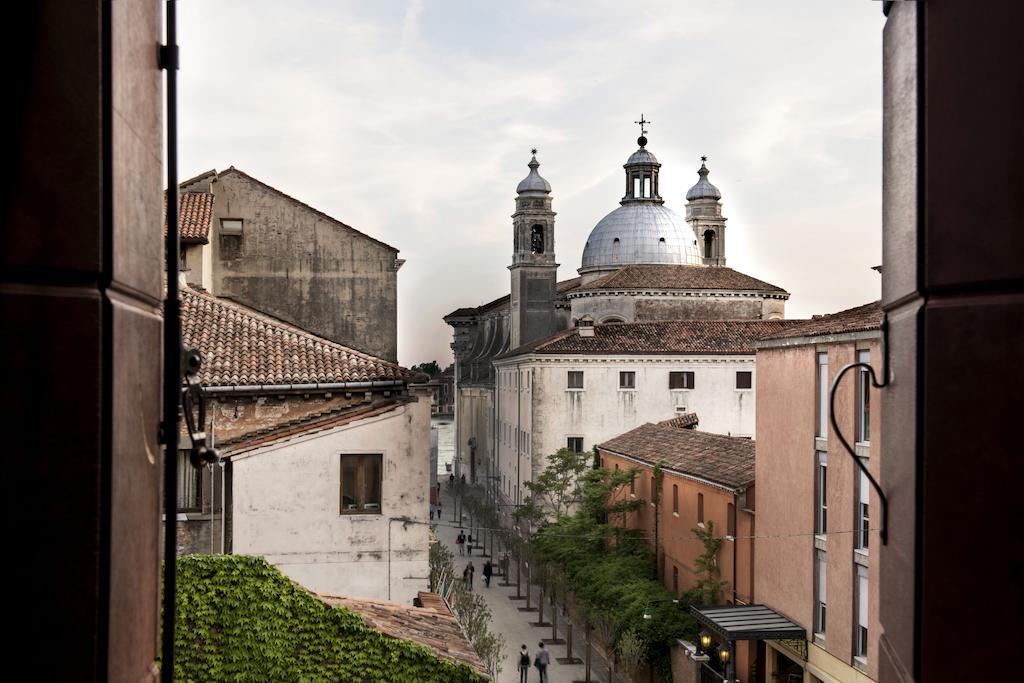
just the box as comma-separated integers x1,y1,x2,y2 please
179,0,884,367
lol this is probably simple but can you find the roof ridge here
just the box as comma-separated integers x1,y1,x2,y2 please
217,167,399,253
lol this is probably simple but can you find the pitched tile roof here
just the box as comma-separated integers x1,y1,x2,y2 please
761,300,883,341
182,287,413,387
318,594,487,678
599,423,755,490
498,319,804,358
444,277,582,319
163,191,215,242
576,265,787,293
658,412,699,429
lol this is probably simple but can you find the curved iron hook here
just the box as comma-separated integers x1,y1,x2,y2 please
828,316,890,544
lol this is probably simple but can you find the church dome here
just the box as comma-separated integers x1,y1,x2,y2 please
516,153,551,194
625,147,659,166
685,159,722,201
581,203,702,270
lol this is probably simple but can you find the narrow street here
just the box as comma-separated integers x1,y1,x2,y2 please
435,487,609,683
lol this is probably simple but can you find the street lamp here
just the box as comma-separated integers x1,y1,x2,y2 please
698,633,712,653
718,644,730,667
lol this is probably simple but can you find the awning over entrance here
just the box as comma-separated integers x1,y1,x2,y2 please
690,604,806,642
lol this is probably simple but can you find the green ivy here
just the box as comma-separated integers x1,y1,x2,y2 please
171,555,488,682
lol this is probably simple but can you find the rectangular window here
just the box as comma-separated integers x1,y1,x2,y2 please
672,484,679,514
220,218,243,235
633,176,642,198
673,565,679,594
735,371,752,389
643,175,652,198
340,454,383,514
697,492,704,524
567,370,584,390
815,451,828,535
856,465,870,551
567,437,584,453
669,371,695,389
856,565,869,659
619,371,636,389
728,503,736,537
857,350,871,443
815,550,827,636
816,352,829,437
176,450,202,511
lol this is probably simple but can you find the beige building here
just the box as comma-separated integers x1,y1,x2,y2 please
175,167,402,362
754,302,883,682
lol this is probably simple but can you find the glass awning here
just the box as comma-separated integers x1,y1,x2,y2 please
690,604,806,642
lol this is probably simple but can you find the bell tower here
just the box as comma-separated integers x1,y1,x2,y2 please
509,150,558,349
685,157,727,266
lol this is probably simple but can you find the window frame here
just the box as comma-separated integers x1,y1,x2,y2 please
855,564,869,660
669,371,695,390
856,463,870,551
735,370,753,390
815,450,828,536
339,453,384,515
816,352,829,438
856,349,871,443
672,484,679,515
697,492,705,525
814,549,827,637
567,370,585,391
566,436,584,454
619,370,636,390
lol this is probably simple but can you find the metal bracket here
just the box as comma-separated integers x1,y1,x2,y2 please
158,44,179,71
828,315,890,544
181,346,219,468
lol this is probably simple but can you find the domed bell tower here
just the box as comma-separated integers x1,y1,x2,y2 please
510,150,558,349
685,157,727,266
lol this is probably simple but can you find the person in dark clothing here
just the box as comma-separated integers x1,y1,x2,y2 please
456,531,465,556
449,473,455,488
518,644,530,683
534,642,550,683
467,533,473,555
466,561,475,590
482,560,493,588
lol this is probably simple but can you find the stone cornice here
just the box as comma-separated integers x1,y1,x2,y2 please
567,288,789,301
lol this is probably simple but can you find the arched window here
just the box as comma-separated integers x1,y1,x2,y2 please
530,224,545,253
703,229,715,258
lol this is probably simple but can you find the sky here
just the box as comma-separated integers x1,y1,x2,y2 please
178,0,884,368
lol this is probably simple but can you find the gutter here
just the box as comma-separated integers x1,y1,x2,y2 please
203,379,407,395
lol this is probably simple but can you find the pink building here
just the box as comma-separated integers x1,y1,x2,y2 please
754,302,883,682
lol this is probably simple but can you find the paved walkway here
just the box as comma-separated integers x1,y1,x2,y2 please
434,488,608,683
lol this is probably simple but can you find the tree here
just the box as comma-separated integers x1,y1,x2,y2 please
522,447,592,522
411,360,442,377
692,520,728,604
617,627,647,680
591,609,621,683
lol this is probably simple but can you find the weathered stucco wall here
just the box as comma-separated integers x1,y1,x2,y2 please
230,396,431,605
570,291,786,324
207,171,400,361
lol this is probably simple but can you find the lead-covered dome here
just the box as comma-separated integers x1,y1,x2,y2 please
581,203,702,270
516,154,551,194
685,159,721,201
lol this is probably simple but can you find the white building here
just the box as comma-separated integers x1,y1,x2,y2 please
492,318,798,504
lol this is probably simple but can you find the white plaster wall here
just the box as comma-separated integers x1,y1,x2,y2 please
231,397,431,605
496,354,756,487
495,366,534,505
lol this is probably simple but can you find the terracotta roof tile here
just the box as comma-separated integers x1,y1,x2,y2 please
318,594,487,677
499,319,804,358
576,265,787,293
182,287,413,387
761,300,882,341
599,423,755,490
658,412,699,429
444,277,581,319
163,192,214,242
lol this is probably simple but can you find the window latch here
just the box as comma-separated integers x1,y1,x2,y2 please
181,346,219,469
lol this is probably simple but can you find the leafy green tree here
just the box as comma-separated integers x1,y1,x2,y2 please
411,360,442,377
617,627,648,679
692,520,728,604
522,447,592,522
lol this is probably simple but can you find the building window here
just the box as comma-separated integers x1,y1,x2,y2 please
735,371,752,389
669,371,695,390
673,565,679,594
567,370,584,390
672,484,679,514
176,450,202,511
697,493,704,524
340,454,383,514
220,218,244,259
815,550,827,636
856,565,869,659
567,437,584,453
857,350,871,443
530,224,545,254
728,503,736,537
619,371,636,389
815,451,828,535
856,465,870,551
816,352,829,437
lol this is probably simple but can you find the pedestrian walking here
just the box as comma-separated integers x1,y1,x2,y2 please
457,531,465,556
462,564,471,590
483,559,493,588
534,642,550,683
466,561,475,591
449,473,455,489
460,473,466,486
517,644,530,683
467,533,473,556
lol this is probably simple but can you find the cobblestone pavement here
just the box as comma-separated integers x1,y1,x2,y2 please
434,487,609,683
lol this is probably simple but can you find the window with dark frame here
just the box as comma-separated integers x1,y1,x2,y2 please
728,503,736,537
339,454,383,514
815,451,828,535
619,371,636,389
735,370,752,389
816,352,829,437
567,437,584,453
856,565,869,659
815,550,827,636
669,371,695,389
857,349,871,442
673,565,679,594
697,492,704,523
856,466,870,551
567,370,584,390
176,449,202,511
672,484,679,514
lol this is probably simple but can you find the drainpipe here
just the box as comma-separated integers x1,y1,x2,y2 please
732,491,739,604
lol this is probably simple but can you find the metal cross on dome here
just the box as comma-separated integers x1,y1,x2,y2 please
635,114,650,136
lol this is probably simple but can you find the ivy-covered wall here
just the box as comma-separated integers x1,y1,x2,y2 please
172,555,487,682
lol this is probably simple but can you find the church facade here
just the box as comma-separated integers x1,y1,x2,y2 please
445,130,789,493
